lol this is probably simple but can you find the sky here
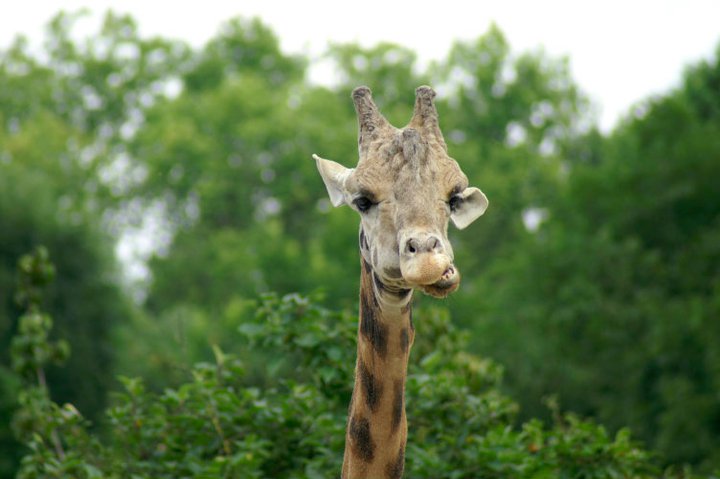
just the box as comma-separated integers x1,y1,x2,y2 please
1,0,719,131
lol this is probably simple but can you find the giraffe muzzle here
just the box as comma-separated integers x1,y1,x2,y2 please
399,251,458,291
398,231,460,295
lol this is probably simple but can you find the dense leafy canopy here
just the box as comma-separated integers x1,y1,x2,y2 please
1,10,718,478
474,44,720,470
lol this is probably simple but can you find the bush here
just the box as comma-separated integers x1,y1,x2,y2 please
10,251,698,478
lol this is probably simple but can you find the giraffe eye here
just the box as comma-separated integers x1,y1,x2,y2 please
354,196,373,213
448,195,463,212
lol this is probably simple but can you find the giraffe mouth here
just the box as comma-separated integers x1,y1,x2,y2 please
420,265,460,298
399,252,460,298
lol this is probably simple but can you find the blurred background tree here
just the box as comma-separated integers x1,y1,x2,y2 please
473,44,720,469
0,9,718,477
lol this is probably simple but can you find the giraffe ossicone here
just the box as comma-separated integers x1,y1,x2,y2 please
314,86,489,479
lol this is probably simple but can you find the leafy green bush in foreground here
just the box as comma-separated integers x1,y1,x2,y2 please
10,249,700,478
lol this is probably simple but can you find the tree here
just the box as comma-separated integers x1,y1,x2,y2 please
0,160,130,475
474,43,720,471
0,13,143,475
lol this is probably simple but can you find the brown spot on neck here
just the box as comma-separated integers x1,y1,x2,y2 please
390,380,404,434
348,416,374,462
360,288,388,357
359,361,383,411
386,445,405,479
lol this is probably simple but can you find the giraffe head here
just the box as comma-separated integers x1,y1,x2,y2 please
314,86,488,299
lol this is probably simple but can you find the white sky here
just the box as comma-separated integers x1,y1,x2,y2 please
1,0,719,131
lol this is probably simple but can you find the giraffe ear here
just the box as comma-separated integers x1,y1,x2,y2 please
313,154,353,207
451,187,489,229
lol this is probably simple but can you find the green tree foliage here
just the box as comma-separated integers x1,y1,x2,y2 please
0,12,142,476
0,136,130,477
475,45,720,471
10,266,664,478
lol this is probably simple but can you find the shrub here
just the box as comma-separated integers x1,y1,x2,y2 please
10,250,695,478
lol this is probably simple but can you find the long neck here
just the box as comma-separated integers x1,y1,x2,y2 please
342,257,415,479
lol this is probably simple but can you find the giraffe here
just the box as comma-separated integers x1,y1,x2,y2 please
313,86,488,479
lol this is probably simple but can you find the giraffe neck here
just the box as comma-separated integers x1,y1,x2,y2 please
342,257,415,479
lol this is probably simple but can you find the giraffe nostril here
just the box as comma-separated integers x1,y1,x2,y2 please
406,239,418,254
429,236,441,252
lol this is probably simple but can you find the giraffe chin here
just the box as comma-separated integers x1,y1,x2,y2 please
419,266,460,298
